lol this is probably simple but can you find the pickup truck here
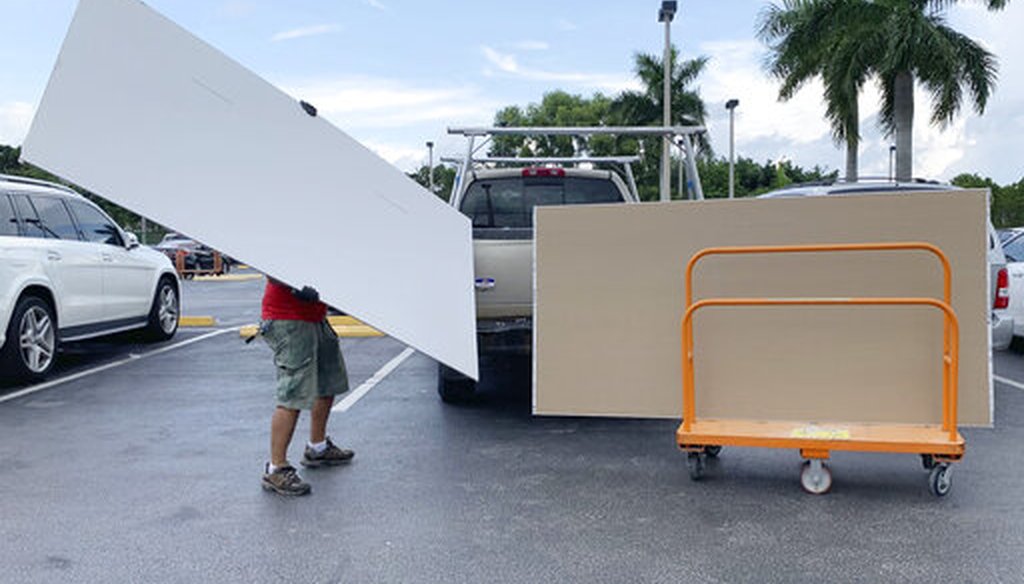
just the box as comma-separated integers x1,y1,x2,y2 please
439,166,639,401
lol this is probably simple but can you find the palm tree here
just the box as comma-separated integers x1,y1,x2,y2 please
609,47,711,200
759,0,873,180
611,47,711,156
759,0,1005,182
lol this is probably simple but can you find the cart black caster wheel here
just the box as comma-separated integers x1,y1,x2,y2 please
705,445,722,458
929,463,952,497
921,454,936,470
800,460,832,494
686,452,705,481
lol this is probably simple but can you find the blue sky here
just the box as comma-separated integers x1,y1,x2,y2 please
1,0,1022,185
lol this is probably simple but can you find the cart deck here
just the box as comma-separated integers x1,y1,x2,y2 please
677,419,964,457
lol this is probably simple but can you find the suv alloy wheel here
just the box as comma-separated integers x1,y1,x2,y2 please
145,277,180,341
1,295,58,381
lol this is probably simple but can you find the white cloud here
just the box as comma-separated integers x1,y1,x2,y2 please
362,0,387,10
482,46,519,74
360,140,429,170
0,101,33,146
280,76,498,130
480,46,638,93
699,39,835,148
271,24,341,42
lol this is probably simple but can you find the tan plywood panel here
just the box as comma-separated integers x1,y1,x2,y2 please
22,0,478,378
534,191,990,426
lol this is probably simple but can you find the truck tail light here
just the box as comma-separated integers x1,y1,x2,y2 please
995,268,1010,309
522,167,565,178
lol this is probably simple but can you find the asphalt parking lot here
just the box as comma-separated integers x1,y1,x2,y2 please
2,274,1024,583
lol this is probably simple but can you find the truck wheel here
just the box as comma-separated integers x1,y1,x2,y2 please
437,364,477,403
1,295,58,382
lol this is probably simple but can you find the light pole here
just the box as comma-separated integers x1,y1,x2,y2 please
725,99,739,199
888,145,896,182
426,141,435,193
677,138,684,200
658,1,676,202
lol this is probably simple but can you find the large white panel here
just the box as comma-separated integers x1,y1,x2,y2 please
23,0,478,379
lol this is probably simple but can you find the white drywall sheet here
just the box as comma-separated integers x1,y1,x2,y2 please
23,0,478,379
534,191,990,425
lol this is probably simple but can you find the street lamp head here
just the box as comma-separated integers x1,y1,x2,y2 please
658,1,676,22
725,99,739,110
426,141,434,149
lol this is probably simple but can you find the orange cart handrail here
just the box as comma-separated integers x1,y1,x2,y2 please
680,297,960,442
684,242,952,310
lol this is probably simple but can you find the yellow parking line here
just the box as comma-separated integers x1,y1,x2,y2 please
335,324,384,337
238,322,383,339
179,316,217,327
328,315,361,326
192,273,264,282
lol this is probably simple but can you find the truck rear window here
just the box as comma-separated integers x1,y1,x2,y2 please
460,177,623,228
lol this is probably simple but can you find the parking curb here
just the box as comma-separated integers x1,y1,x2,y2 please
179,316,217,327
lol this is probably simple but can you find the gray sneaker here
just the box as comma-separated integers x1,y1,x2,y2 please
261,463,311,496
301,437,355,468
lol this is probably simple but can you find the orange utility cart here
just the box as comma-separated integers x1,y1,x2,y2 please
676,243,965,496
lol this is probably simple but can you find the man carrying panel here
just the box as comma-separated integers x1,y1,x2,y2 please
259,278,354,496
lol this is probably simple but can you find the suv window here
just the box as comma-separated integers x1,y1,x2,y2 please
11,194,47,238
31,195,80,240
67,199,123,246
1004,235,1024,263
0,195,18,236
460,177,623,228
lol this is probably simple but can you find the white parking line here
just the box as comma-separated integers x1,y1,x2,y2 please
0,328,238,405
993,375,1024,392
332,347,416,413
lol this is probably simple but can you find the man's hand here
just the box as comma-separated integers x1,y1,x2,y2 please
292,285,320,303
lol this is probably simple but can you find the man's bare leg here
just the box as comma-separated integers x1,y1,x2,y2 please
270,406,300,467
310,396,334,444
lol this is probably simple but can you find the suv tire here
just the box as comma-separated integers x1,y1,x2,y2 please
1,295,58,382
145,277,179,341
437,364,477,403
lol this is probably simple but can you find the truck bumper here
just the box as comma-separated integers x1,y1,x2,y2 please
993,311,1013,351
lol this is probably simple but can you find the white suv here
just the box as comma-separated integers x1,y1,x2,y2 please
0,174,180,382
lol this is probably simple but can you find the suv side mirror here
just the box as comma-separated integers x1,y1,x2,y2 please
124,232,140,249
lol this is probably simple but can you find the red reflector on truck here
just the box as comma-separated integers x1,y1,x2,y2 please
522,167,565,178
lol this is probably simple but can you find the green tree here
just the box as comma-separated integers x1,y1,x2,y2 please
951,172,1024,228
490,90,614,158
698,155,837,198
759,0,1005,182
407,164,457,202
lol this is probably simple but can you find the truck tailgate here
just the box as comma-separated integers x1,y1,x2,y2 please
473,235,533,318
